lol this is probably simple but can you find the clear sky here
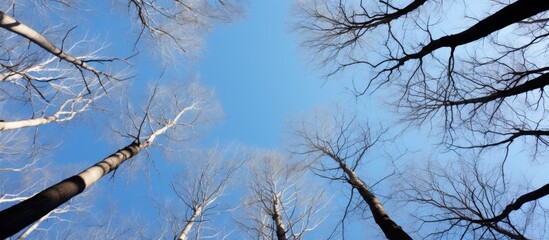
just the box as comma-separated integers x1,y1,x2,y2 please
198,1,350,148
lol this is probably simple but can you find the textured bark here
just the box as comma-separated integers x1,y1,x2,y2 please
0,141,143,238
272,196,288,240
341,165,412,240
323,149,412,240
177,206,202,240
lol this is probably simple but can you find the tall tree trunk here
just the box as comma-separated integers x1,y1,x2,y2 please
177,206,202,240
321,148,413,240
272,195,288,240
0,140,145,238
0,102,196,238
341,164,412,240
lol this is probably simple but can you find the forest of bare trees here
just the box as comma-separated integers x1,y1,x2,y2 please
1,0,547,239
296,0,549,238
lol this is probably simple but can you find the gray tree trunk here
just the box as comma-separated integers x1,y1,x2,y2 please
0,141,146,238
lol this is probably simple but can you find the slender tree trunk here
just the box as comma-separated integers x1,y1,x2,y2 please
0,102,195,238
177,206,202,240
445,72,549,106
0,116,58,131
0,140,145,238
272,196,288,240
321,148,413,240
341,164,412,240
0,11,104,76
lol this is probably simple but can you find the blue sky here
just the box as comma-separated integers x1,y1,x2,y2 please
199,1,350,148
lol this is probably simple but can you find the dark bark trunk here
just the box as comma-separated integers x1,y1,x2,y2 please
445,72,549,106
343,169,412,240
353,183,413,240
472,183,549,224
0,141,141,239
394,0,549,67
0,176,85,239
325,149,413,240
355,0,427,29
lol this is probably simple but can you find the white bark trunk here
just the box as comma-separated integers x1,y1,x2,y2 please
0,116,57,131
177,206,203,240
0,11,103,76
0,91,99,132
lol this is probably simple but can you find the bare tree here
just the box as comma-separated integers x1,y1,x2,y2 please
0,81,218,238
297,1,549,237
166,147,242,240
0,4,125,137
0,0,242,133
295,110,411,240
237,150,327,240
56,205,153,240
0,10,115,84
399,157,548,239
0,0,241,238
297,0,549,150
0,5,122,96
126,0,243,59
0,0,244,128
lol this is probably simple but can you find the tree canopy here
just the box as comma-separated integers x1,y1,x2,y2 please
1,0,548,239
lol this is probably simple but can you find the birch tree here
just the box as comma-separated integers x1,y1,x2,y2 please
0,0,240,238
238,151,326,240
0,0,242,133
1,157,95,240
0,81,218,239
0,5,124,137
0,0,242,146
167,147,242,240
0,10,116,85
